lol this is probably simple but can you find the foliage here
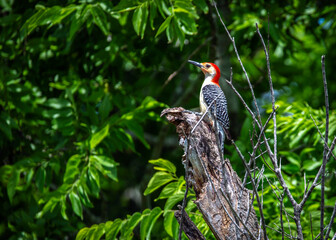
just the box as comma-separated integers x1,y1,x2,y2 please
262,101,336,239
230,101,336,239
75,159,214,240
1,0,335,239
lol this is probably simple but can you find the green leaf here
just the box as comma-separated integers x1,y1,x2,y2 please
132,5,143,36
114,128,136,152
90,124,110,149
92,155,117,168
113,0,139,12
155,15,172,37
69,6,85,40
121,212,142,239
91,155,118,181
76,227,90,240
156,182,178,201
60,195,68,220
69,191,83,219
105,219,122,240
87,167,100,198
7,168,20,203
20,5,77,36
35,167,46,192
63,154,82,184
149,158,176,174
156,177,185,201
302,160,322,171
140,96,166,110
36,197,59,218
140,207,162,240
51,116,74,130
172,17,184,49
125,120,150,149
164,192,184,214
139,3,149,38
45,98,71,109
90,223,106,240
99,94,112,121
149,1,157,30
193,0,208,13
78,185,94,208
279,151,301,167
42,108,73,119
144,171,175,196
91,156,118,181
91,5,109,35
164,211,179,238
166,20,174,42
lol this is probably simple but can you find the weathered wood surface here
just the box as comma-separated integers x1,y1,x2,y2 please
161,107,261,240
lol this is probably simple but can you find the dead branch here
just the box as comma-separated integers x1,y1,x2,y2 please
161,107,261,240
175,205,207,240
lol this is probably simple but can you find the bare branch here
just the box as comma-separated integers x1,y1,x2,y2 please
321,54,329,240
161,108,261,239
212,0,262,125
179,129,191,240
324,201,336,240
164,37,212,87
256,23,278,166
331,232,336,240
231,140,267,238
175,206,206,240
310,115,336,161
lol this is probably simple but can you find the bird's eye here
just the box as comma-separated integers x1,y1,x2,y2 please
205,64,211,68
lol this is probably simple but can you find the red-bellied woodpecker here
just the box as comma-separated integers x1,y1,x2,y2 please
188,60,231,153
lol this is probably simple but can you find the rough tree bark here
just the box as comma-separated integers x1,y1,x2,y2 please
161,107,262,240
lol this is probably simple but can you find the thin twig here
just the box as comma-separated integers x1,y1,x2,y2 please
179,129,191,240
256,23,277,166
310,214,314,240
324,201,336,240
212,0,262,126
314,226,329,240
231,139,268,239
266,225,292,239
321,55,329,240
310,115,336,161
280,194,284,240
244,166,264,225
164,37,212,87
189,92,224,135
225,79,275,162
331,232,336,240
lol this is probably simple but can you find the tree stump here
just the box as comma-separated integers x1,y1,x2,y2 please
161,107,261,240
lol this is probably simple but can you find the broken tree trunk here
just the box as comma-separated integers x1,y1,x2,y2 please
161,107,261,240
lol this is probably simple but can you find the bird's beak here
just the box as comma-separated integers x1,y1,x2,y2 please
188,60,204,69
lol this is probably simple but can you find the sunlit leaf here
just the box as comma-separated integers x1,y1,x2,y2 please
164,192,184,214
155,15,172,37
105,219,122,240
90,124,109,149
149,158,176,174
69,191,83,219
144,172,175,196
140,207,162,240
164,211,179,238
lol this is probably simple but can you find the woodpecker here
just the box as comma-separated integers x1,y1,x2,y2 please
188,60,230,153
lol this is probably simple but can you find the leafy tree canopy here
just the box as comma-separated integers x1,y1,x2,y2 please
0,0,335,239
